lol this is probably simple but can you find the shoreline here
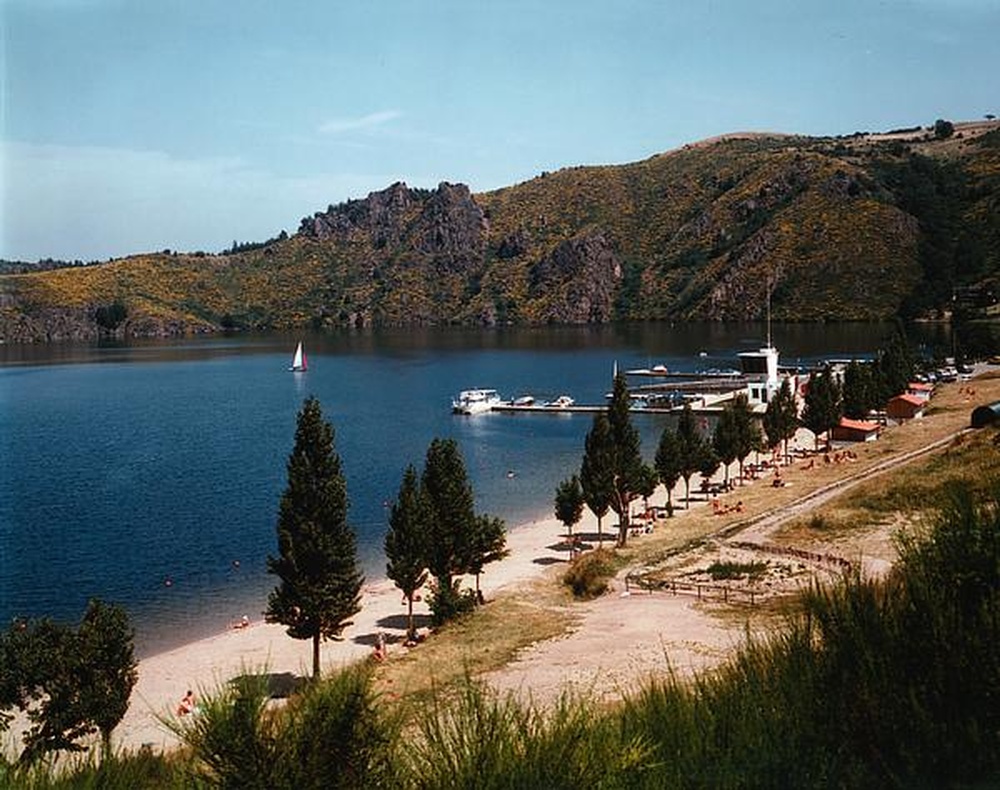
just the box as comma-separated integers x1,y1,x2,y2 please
114,505,586,751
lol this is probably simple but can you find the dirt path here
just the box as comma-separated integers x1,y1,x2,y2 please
487,422,976,707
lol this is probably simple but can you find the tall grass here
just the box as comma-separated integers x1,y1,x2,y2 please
162,663,396,789
399,679,651,789
20,479,1000,788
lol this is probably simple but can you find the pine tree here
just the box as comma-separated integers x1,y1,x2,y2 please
580,413,614,544
607,372,646,547
385,465,428,642
421,438,476,623
267,397,363,678
843,359,876,419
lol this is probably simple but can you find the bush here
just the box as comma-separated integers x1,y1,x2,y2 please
562,548,617,599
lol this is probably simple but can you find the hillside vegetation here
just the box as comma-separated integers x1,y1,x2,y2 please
3,121,999,342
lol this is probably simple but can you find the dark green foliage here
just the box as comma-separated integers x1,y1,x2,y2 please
763,377,799,461
562,549,619,600
401,678,649,789
94,301,128,331
728,393,758,481
168,664,394,789
933,118,955,139
74,600,138,759
842,358,879,418
419,438,505,624
580,412,614,541
266,397,364,678
675,404,711,508
706,561,768,581
554,474,585,536
873,324,915,402
607,373,647,547
802,365,842,448
465,515,509,603
385,465,429,641
712,406,739,485
0,600,136,767
654,427,683,511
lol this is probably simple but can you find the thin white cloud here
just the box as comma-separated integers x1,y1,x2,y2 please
318,110,403,135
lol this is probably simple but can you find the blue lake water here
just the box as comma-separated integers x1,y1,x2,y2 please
0,322,946,655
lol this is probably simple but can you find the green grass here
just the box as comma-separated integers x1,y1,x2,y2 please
705,560,769,581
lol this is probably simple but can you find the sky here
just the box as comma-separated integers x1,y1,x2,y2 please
1,0,997,262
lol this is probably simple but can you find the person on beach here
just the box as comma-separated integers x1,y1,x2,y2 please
373,632,387,662
177,690,196,716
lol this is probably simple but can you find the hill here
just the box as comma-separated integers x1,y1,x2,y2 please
2,120,999,342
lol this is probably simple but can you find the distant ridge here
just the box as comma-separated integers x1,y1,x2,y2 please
2,120,999,342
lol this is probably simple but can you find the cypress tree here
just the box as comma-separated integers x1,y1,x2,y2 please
267,396,363,678
385,465,429,642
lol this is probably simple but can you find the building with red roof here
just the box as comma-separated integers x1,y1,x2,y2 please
830,417,881,444
886,393,925,421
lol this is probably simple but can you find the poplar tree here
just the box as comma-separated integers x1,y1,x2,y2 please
655,428,683,514
676,404,708,508
764,378,799,461
385,465,428,642
802,366,843,450
465,515,509,604
580,413,614,544
267,396,363,678
731,393,758,483
713,406,740,486
554,474,585,536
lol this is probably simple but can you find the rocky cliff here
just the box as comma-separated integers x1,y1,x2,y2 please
2,121,999,341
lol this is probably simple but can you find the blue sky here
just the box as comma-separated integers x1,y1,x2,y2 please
1,0,997,261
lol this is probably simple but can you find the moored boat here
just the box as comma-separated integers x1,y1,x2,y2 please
452,389,502,414
544,395,575,408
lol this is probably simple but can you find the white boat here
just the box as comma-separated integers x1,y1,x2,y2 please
452,389,501,414
289,341,308,372
512,395,535,406
544,395,575,408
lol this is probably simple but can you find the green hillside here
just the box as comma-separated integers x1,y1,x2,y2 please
3,121,999,342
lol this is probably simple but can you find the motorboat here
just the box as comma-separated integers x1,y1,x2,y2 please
452,389,502,414
512,395,535,406
544,395,575,408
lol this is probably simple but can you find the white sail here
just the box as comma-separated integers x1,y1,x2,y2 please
289,341,307,371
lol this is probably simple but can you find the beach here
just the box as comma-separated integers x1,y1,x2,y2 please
115,508,584,751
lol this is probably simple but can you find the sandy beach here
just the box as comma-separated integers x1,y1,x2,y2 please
115,507,585,751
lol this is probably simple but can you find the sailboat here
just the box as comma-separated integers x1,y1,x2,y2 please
289,341,308,372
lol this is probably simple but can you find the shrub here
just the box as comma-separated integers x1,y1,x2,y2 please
562,548,617,599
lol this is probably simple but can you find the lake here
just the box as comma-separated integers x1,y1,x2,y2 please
0,322,948,655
